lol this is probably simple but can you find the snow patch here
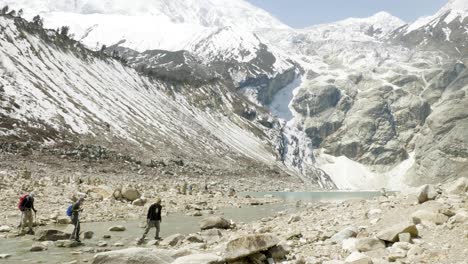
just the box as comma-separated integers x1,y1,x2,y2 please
316,151,414,191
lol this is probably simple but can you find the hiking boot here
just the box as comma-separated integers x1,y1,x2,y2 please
26,230,35,235
75,239,82,243
155,237,162,241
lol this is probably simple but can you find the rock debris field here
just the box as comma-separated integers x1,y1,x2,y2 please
0,162,467,263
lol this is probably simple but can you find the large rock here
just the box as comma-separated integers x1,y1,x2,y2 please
449,209,468,224
345,252,373,264
35,229,71,241
0,226,11,233
201,229,223,244
132,198,147,206
121,187,140,201
330,227,358,243
92,248,174,264
0,254,11,259
411,210,449,225
376,223,418,242
224,234,279,261
160,234,184,247
55,240,82,248
172,253,223,264
108,226,126,232
88,186,114,199
354,238,385,252
417,184,438,203
57,217,72,225
30,243,48,252
199,216,230,230
445,177,468,195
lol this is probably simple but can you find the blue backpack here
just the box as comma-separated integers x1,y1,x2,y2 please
66,205,73,217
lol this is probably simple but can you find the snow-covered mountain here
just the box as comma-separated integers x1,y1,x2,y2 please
391,0,468,57
258,7,468,190
1,0,467,190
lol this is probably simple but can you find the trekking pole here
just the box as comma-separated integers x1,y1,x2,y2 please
17,211,23,229
34,211,37,227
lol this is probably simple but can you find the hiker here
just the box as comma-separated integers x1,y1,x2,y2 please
70,197,84,242
138,197,162,244
18,192,37,234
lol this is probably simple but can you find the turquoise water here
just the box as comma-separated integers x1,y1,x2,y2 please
243,191,384,202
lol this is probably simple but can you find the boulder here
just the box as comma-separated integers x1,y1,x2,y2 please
0,254,11,259
199,216,230,230
160,234,184,247
132,198,146,206
449,209,468,224
411,210,448,225
185,234,204,243
445,177,467,195
268,245,289,260
121,187,140,202
108,226,126,232
84,231,94,239
287,215,301,224
92,248,174,264
172,253,223,264
35,229,71,241
113,189,123,200
30,243,47,252
354,238,385,252
55,240,82,248
225,234,279,261
387,247,407,262
0,226,11,233
398,233,411,243
331,227,358,243
201,229,222,244
88,186,113,199
57,217,71,225
345,252,372,264
376,223,418,242
97,241,108,247
417,184,438,204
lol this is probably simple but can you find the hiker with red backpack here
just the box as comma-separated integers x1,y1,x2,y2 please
18,192,37,235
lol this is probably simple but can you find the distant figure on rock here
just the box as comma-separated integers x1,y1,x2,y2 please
380,188,388,198
138,197,162,244
182,181,188,195
18,191,37,235
70,197,84,242
188,184,193,195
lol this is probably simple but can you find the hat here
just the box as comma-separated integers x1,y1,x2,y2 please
155,197,161,204
29,192,36,198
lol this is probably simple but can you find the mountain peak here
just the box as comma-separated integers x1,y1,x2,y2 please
0,0,289,30
442,0,468,11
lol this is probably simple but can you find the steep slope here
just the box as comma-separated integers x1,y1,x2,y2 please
391,0,468,57
0,15,270,175
0,14,336,189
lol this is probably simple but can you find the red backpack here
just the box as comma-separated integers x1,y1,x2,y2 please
18,194,28,211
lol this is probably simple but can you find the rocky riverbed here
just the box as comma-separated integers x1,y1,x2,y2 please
0,154,467,263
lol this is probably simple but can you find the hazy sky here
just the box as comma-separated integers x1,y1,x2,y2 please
246,0,448,28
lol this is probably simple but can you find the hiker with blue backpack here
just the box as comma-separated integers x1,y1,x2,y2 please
18,192,37,235
68,197,84,242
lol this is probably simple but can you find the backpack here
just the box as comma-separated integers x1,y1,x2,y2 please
66,205,73,217
18,194,28,211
